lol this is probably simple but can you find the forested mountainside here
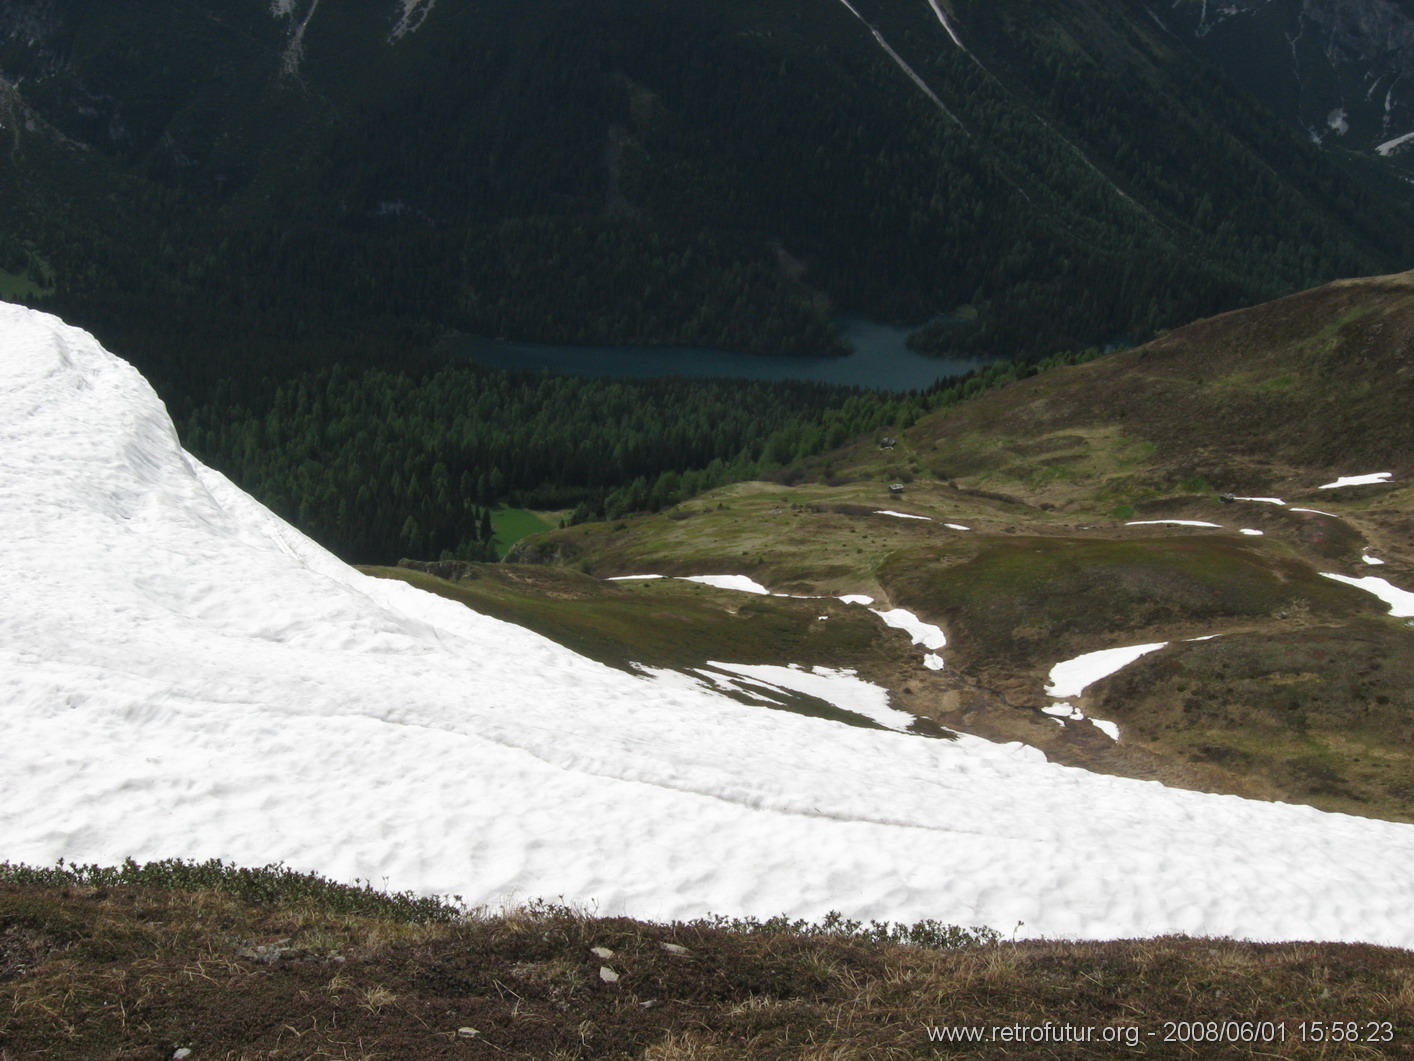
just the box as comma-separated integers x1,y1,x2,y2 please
1166,0,1414,157
1,0,1413,398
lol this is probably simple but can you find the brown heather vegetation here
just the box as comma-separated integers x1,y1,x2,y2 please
3,865,1414,1060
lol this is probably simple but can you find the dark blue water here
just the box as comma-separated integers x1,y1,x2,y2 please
447,315,996,391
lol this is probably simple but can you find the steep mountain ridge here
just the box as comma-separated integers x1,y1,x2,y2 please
1167,0,1414,155
1,0,1412,388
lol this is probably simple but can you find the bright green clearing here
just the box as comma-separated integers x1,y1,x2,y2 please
0,268,52,300
490,506,553,558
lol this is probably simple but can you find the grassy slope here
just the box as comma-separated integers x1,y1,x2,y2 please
360,562,944,733
3,864,1412,1060
488,506,553,559
495,271,1414,822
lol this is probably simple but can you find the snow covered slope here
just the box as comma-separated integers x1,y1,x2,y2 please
4,302,1414,945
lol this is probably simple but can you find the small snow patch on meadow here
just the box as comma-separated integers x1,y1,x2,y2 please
1363,554,1386,566
1321,574,1414,617
1091,719,1120,741
681,574,772,594
1233,496,1286,505
874,510,932,520
1126,520,1221,528
1319,473,1392,489
1042,700,1119,740
870,608,947,652
1240,529,1264,536
1046,642,1168,698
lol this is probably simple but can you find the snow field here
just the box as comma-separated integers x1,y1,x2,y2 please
5,302,1414,946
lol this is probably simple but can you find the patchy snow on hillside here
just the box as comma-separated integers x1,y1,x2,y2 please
874,510,932,520
1377,131,1414,156
6,301,1414,947
280,0,322,75
924,0,968,50
390,0,436,40
830,0,966,130
1041,702,1119,741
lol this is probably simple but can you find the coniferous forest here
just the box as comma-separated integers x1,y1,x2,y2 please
3,0,1414,562
181,351,1096,563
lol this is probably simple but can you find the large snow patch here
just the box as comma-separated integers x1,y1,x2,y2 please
4,303,1414,946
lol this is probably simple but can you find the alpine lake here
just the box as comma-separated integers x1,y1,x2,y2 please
447,315,995,391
